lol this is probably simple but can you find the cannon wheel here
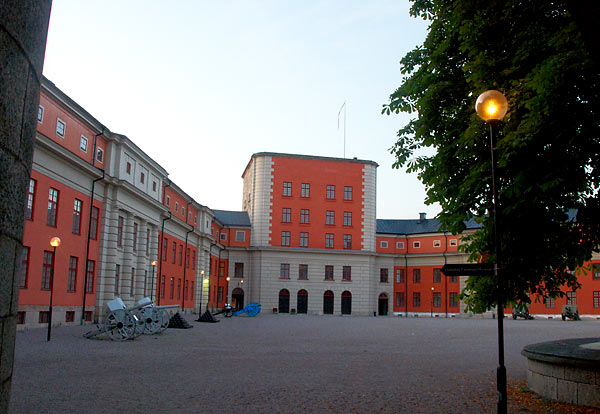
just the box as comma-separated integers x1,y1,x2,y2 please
130,310,145,338
140,307,161,334
158,308,170,332
104,310,135,341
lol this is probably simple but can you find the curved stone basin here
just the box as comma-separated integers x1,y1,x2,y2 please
522,338,600,407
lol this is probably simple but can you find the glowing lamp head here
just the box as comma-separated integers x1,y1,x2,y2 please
475,90,508,122
200,270,205,275
50,237,61,248
151,260,157,266
226,276,231,282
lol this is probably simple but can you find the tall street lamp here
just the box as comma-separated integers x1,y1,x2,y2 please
150,260,157,302
48,236,61,342
476,89,509,414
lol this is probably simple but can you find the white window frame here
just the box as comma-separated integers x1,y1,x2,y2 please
449,239,458,247
236,231,245,242
220,233,227,241
79,135,88,152
175,202,179,212
380,241,388,248
38,105,44,123
413,241,421,248
433,240,441,248
166,196,170,206
181,206,185,217
96,147,104,163
396,241,405,249
56,118,66,138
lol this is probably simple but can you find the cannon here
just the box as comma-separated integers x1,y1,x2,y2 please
137,298,179,334
562,304,581,321
233,302,261,317
84,298,146,341
512,303,534,320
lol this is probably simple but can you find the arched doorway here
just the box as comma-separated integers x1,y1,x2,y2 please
341,291,352,315
232,288,244,310
297,289,308,314
323,290,334,314
278,289,290,313
378,293,388,316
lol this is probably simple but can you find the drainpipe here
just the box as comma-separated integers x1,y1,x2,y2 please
206,239,217,312
182,200,193,311
157,179,172,305
404,234,408,318
80,127,105,325
443,232,449,318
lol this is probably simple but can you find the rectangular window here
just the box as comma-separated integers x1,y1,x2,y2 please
380,241,388,249
39,311,50,324
449,239,458,247
171,241,177,264
282,208,291,223
160,276,165,298
166,196,170,207
300,209,309,224
66,311,75,323
545,297,555,309
56,118,66,138
413,269,421,283
192,250,196,269
449,275,458,283
153,181,157,192
144,270,148,296
433,240,441,248
131,268,135,296
433,268,442,283
191,281,194,300
219,261,225,277
433,292,442,308
170,277,174,299
47,187,59,227
413,241,421,248
184,280,189,300
177,278,181,300
567,291,577,305
41,250,53,290
20,246,30,289
90,206,99,240
96,147,104,163
281,231,290,246
299,264,308,280
162,238,168,261
283,181,292,197
175,202,179,212
37,105,44,123
117,215,124,247
413,292,421,307
326,210,335,225
126,162,132,174
395,269,405,283
186,248,190,268
84,311,93,321
115,264,120,294
379,268,389,283
67,256,78,292
220,232,227,241
343,234,351,249
217,286,224,303
301,183,310,198
26,178,35,220
80,135,88,152
593,266,600,280
396,292,405,307
396,241,405,249
280,263,290,279
343,266,352,281
236,231,245,241
133,222,138,251
72,199,82,234
300,232,309,247
344,186,352,201
594,292,600,308
178,245,183,266
343,211,352,226
326,184,335,199
234,262,244,277
449,292,459,308
17,312,25,325
140,172,145,184
85,260,95,293
325,233,334,248
325,265,334,281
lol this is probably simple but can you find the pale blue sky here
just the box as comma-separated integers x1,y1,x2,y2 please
42,1,437,219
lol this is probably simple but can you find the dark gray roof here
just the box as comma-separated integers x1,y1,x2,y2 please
376,217,481,235
212,210,251,227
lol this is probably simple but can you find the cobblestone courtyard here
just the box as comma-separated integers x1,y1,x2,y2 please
9,315,600,413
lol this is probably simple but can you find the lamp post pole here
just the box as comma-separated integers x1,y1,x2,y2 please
476,90,508,414
150,261,157,302
48,237,61,342
430,287,434,317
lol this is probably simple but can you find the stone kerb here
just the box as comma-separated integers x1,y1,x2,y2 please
522,338,600,408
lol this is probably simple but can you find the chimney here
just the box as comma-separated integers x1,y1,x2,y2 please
419,212,427,222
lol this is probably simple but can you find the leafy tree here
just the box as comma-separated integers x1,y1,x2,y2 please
383,0,600,312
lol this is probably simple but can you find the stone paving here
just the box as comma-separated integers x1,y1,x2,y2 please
9,314,600,413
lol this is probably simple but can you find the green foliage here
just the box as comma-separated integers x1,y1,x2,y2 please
384,0,600,311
